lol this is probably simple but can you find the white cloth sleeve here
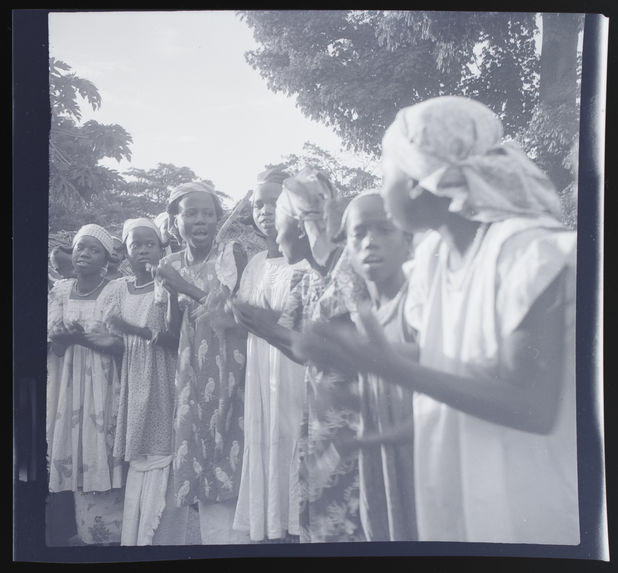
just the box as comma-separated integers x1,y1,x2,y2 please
496,229,577,337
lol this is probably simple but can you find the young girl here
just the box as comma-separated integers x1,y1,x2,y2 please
155,180,249,545
294,96,579,545
106,236,129,280
231,168,308,543
47,223,124,545
333,191,417,542
232,167,365,543
105,217,183,546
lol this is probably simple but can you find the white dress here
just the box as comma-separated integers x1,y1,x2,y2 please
405,216,580,544
46,278,124,544
232,251,308,540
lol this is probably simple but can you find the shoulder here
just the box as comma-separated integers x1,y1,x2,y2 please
246,249,267,269
161,251,183,268
49,278,74,302
495,219,576,283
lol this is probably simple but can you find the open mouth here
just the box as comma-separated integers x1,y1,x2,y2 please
362,255,384,265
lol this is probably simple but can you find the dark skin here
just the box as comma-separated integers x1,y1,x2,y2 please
333,194,417,454
49,235,123,357
252,181,284,260
156,192,245,333
230,208,341,365
106,227,179,352
292,164,567,435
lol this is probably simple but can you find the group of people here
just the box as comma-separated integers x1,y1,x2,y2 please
45,96,580,548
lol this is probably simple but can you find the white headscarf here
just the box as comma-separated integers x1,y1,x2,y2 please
122,217,163,244
382,96,562,223
277,167,339,266
72,224,114,257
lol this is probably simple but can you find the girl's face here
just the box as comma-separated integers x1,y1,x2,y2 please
174,192,219,251
252,182,282,238
380,163,448,234
71,236,108,277
124,227,162,273
275,207,309,265
109,238,124,270
346,195,409,285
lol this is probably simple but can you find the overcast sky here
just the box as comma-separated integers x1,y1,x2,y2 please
48,10,354,202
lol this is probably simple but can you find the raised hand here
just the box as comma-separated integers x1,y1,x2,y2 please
291,306,393,378
155,261,185,293
229,301,279,337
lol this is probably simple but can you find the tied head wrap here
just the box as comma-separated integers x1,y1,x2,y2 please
72,224,114,257
122,217,163,244
256,167,290,188
277,167,338,266
382,96,562,223
167,180,222,218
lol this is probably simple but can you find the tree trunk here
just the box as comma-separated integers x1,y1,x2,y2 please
540,13,581,108
539,12,583,198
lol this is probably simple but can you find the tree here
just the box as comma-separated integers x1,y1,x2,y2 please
239,11,540,154
266,141,380,199
49,58,133,230
239,10,583,224
124,163,198,207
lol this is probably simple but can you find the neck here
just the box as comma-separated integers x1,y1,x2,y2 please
185,243,212,265
76,273,104,291
436,214,483,269
133,269,153,286
306,246,338,277
265,236,282,259
367,269,406,308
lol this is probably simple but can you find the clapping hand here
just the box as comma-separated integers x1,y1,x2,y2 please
229,300,279,338
291,302,393,378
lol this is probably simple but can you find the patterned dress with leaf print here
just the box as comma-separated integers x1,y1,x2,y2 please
158,242,247,509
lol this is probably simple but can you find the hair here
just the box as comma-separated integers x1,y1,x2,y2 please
332,192,413,245
168,184,224,220
248,167,293,237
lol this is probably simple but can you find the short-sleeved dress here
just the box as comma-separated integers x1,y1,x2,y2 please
47,278,124,544
157,242,247,509
405,216,579,544
106,276,179,545
232,251,309,541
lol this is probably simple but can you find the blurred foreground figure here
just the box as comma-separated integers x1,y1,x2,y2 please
294,96,579,545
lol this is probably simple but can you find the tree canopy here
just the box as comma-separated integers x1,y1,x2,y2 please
240,11,540,155
266,141,379,199
239,10,582,225
49,58,133,229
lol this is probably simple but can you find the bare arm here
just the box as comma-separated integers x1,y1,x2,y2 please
230,301,304,364
294,278,565,435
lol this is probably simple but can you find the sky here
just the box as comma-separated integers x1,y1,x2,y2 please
48,10,357,202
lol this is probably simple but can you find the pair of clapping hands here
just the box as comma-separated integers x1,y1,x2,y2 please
49,319,117,355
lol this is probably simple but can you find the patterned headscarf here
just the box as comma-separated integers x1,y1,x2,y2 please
256,167,290,188
167,180,223,218
121,217,163,244
72,224,114,257
381,96,562,223
277,167,339,266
